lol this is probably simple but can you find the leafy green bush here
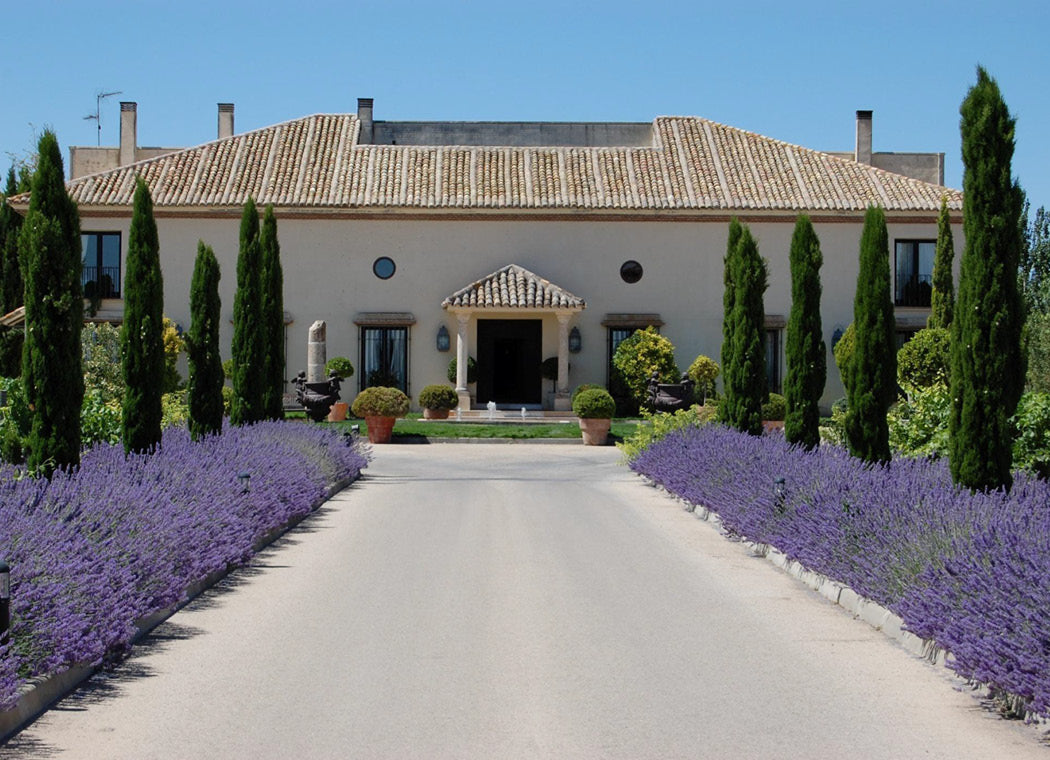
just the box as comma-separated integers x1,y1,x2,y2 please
325,356,355,380
571,383,604,404
418,384,459,410
351,386,410,418
761,393,786,421
82,322,123,405
617,405,715,462
81,388,122,446
162,390,189,429
687,354,719,402
1027,312,1050,392
447,356,477,385
819,398,849,448
887,383,951,459
612,326,678,409
572,388,615,419
1012,392,1050,478
832,323,855,385
162,317,185,393
222,385,234,416
897,328,950,389
0,419,22,464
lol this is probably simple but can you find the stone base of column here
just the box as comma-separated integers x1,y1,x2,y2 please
457,390,472,413
553,392,571,411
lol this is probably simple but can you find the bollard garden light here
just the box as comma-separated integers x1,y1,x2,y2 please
238,472,251,494
0,561,10,646
774,477,786,514
350,424,360,435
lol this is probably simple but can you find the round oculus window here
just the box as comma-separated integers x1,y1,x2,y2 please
620,260,643,284
373,256,396,280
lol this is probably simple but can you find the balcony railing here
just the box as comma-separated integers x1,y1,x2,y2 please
82,267,121,299
895,274,931,307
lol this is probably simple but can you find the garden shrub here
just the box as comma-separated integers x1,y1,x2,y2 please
418,384,459,411
897,328,950,389
325,356,355,380
832,323,855,385
761,393,786,421
1027,312,1050,392
572,388,615,419
611,326,678,410
571,383,604,404
618,405,714,462
1012,392,1050,478
0,420,22,464
80,389,122,446
351,386,410,418
887,383,951,459
631,424,1050,718
162,317,185,393
687,354,719,403
162,390,190,429
82,323,124,405
447,356,477,385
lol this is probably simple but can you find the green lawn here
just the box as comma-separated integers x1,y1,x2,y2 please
323,415,644,441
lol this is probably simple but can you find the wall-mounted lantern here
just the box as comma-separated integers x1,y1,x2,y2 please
568,326,582,354
436,324,450,352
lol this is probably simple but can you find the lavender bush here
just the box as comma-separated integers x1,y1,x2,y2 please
631,425,1050,718
0,421,367,710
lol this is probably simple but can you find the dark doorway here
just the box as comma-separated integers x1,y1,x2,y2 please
477,319,542,405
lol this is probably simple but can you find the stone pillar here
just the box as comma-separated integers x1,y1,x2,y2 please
307,320,326,382
455,312,471,412
119,102,137,166
555,314,571,411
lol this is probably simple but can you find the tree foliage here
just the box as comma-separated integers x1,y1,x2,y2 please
928,197,955,329
949,67,1025,491
19,131,83,475
231,198,265,425
260,205,284,420
784,215,825,449
187,241,224,439
720,218,743,385
121,178,165,454
611,326,678,409
686,354,719,403
898,328,950,389
719,224,767,435
845,206,895,463
1019,202,1050,315
0,168,25,376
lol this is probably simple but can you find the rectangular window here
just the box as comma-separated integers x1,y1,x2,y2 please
766,329,781,394
895,240,935,307
81,232,121,299
360,326,409,393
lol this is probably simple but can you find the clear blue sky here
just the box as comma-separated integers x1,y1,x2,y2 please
3,1,1048,213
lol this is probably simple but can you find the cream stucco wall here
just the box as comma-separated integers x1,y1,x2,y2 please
79,213,961,411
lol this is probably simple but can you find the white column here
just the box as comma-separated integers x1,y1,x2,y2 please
555,314,571,411
455,312,471,411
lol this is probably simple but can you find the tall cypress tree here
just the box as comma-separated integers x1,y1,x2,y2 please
720,218,743,392
231,197,264,425
928,197,955,329
259,205,284,420
845,205,895,464
121,178,164,454
949,67,1025,491
19,131,83,475
187,241,224,439
0,168,25,376
722,225,767,435
784,215,825,449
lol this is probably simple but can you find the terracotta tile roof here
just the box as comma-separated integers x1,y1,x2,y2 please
442,265,585,310
50,113,961,213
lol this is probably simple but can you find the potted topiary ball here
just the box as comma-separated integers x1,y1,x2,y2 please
762,392,787,434
351,386,409,444
324,357,355,422
572,387,616,445
418,384,459,419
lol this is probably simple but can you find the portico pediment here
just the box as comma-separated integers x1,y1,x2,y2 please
442,264,585,312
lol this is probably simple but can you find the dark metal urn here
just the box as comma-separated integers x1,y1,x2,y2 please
294,371,343,422
646,372,696,413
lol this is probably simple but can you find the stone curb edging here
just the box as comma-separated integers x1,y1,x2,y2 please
0,475,358,744
637,475,1049,722
394,437,588,445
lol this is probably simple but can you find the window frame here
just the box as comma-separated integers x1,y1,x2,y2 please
359,324,411,394
894,239,935,307
81,231,122,299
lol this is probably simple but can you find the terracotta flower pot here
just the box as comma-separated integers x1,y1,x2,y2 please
762,420,785,435
365,415,396,444
423,407,450,420
579,418,611,445
327,401,349,422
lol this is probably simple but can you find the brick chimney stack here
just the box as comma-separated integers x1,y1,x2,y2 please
855,110,873,165
218,103,235,139
119,102,137,166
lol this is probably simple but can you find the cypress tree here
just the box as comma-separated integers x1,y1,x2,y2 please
259,205,284,420
928,197,955,329
187,241,224,439
845,205,895,463
0,168,25,376
722,225,767,435
949,67,1025,491
19,131,83,475
784,215,826,449
121,178,165,454
231,197,264,425
720,218,743,390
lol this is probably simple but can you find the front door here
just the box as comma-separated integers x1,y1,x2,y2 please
476,319,542,405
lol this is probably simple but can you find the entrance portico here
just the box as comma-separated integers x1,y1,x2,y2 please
442,264,585,411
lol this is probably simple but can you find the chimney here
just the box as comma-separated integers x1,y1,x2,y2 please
357,97,374,144
119,102,137,166
855,110,873,165
218,103,235,139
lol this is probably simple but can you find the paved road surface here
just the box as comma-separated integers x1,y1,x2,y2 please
2,443,1046,758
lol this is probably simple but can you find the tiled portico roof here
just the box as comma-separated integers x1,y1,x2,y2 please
442,265,585,310
32,114,961,213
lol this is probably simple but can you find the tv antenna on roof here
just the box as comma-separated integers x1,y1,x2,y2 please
83,90,123,146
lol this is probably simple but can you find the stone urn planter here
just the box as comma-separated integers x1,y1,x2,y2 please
573,387,616,446
351,386,410,445
418,384,459,421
